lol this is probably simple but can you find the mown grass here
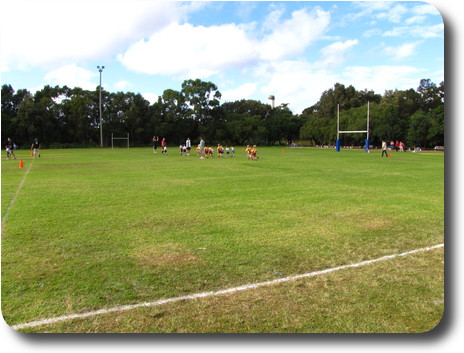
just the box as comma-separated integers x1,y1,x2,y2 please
1,147,444,332
22,247,444,333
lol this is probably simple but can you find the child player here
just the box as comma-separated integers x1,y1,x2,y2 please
246,145,252,160
31,138,41,158
5,138,16,159
251,145,258,161
161,137,167,155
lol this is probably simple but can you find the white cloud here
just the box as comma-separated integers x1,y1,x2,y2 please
412,3,442,16
142,93,159,105
349,2,440,25
405,15,427,25
222,83,258,102
315,39,359,68
262,6,286,32
383,41,424,61
235,1,258,22
341,65,423,94
350,1,392,20
259,8,330,61
118,22,258,78
383,24,444,38
44,64,97,90
249,61,427,114
257,61,338,114
377,4,408,23
117,7,330,78
0,0,196,72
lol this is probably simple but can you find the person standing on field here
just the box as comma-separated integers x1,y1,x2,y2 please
31,138,41,158
161,137,167,155
381,140,388,157
199,137,205,159
152,136,159,153
399,141,405,152
186,137,191,156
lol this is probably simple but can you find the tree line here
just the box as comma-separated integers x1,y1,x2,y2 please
300,79,444,148
1,78,444,149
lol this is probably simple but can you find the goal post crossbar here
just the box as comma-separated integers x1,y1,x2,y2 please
336,102,370,152
111,133,130,149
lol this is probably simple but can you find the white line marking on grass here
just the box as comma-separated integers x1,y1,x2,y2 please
11,243,444,331
1,160,34,232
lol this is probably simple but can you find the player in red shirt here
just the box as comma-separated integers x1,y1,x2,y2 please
161,138,167,155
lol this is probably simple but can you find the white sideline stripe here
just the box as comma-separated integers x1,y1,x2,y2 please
1,160,34,229
11,243,444,330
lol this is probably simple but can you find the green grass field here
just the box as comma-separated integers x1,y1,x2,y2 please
1,146,444,333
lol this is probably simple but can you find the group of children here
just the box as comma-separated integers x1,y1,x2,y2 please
196,144,236,158
152,136,258,160
389,140,406,152
246,145,258,161
4,137,41,159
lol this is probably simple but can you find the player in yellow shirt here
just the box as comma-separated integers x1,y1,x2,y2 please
246,145,252,159
217,144,224,157
251,145,258,160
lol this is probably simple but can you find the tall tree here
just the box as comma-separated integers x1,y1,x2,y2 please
125,93,150,145
60,87,97,145
417,79,443,112
181,79,221,124
220,99,273,145
12,92,36,144
1,85,18,140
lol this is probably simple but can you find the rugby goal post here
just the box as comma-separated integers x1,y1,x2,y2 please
111,133,130,149
336,102,370,152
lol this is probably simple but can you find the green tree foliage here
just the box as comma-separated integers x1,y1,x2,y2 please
300,80,443,148
60,87,97,144
417,79,443,112
1,84,28,138
219,99,270,145
427,105,444,147
1,79,444,149
407,110,431,147
180,79,222,142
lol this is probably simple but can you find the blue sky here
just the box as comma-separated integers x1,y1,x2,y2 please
0,1,444,114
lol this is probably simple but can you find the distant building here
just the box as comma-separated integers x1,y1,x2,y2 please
268,95,275,108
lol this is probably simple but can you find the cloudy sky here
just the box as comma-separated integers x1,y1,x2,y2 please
0,0,444,114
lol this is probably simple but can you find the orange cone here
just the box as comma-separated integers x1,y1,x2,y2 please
282,149,285,153
388,153,391,158
19,160,24,168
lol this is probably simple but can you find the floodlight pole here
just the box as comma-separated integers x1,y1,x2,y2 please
97,65,105,148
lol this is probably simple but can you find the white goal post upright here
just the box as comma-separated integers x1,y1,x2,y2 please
336,102,370,152
111,133,130,149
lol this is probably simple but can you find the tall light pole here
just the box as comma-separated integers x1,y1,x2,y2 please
97,65,105,147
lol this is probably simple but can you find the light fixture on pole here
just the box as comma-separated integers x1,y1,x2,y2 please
97,65,105,147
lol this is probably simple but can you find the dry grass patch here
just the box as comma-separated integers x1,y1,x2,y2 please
132,243,204,267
